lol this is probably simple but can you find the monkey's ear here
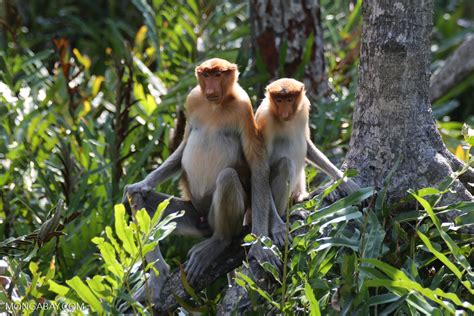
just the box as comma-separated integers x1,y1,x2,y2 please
234,68,240,79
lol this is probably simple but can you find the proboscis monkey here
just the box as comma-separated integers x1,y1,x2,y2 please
124,58,279,302
255,78,360,220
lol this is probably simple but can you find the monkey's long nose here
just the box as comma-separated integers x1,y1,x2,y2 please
280,111,290,119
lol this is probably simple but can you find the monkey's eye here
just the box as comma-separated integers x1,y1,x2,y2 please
214,71,222,77
276,98,283,103
202,72,209,78
287,97,294,102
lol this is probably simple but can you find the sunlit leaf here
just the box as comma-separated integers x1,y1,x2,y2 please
66,276,104,313
305,281,321,316
72,48,91,70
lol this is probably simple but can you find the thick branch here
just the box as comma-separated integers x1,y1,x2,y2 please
430,34,474,102
128,191,249,312
154,229,248,313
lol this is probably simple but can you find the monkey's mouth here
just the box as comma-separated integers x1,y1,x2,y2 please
206,96,220,102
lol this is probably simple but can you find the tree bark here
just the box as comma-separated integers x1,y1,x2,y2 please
344,0,473,206
250,0,329,98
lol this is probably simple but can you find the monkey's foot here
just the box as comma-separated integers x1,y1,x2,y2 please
339,178,361,195
270,221,287,249
185,237,230,284
248,243,281,270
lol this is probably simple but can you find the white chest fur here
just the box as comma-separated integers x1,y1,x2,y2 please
265,116,307,191
182,124,242,199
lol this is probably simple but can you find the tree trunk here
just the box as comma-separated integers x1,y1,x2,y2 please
250,0,329,98
344,0,473,206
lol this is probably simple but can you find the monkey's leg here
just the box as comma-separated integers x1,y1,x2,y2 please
270,157,296,217
185,168,246,284
134,192,209,303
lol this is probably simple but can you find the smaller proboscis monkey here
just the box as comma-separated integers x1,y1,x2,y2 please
255,78,360,221
123,58,278,302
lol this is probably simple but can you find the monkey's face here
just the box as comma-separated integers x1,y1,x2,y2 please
271,94,298,121
198,70,231,104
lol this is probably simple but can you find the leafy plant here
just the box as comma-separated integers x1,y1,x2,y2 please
0,200,178,314
236,180,474,314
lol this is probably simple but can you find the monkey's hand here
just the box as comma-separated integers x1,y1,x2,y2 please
294,191,310,203
248,243,281,271
122,180,152,211
339,178,361,195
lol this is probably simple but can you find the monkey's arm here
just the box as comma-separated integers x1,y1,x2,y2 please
239,105,282,266
306,138,361,194
122,140,185,206
144,141,184,186
242,131,271,237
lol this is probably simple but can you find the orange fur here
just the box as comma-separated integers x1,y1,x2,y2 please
195,58,238,74
264,78,306,121
194,58,239,105
265,78,304,97
181,59,266,203
256,78,310,203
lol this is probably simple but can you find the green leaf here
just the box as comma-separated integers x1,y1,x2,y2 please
319,209,362,233
66,276,104,314
180,265,201,303
132,0,160,66
294,34,314,79
379,294,408,316
360,211,385,259
365,279,472,312
141,241,159,257
243,233,257,244
418,231,473,294
236,272,279,308
261,262,281,284
411,194,472,274
48,280,70,296
114,204,138,257
305,281,321,316
367,293,401,307
343,0,362,34
136,209,151,235
416,187,442,197
361,258,412,282
312,237,359,252
105,226,122,255
311,187,374,222
151,198,171,225
462,123,474,145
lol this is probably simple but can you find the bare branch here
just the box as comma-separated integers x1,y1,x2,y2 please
430,35,474,102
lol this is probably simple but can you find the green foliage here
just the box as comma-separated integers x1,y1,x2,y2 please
0,200,177,314
237,182,474,315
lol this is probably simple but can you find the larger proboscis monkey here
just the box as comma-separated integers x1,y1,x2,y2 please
123,58,278,302
255,78,360,222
